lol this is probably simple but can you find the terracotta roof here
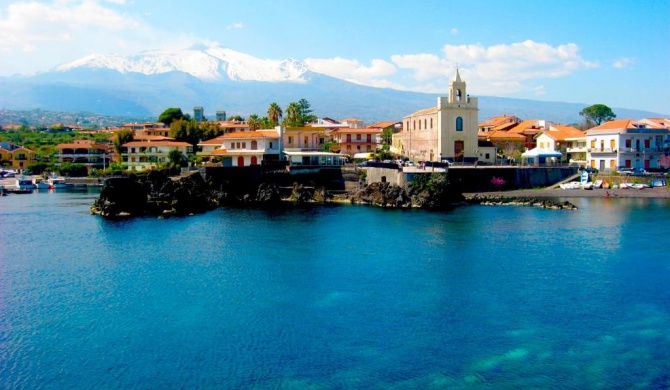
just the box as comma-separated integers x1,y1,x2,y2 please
642,118,670,128
199,137,226,145
507,120,546,134
219,130,279,139
485,130,526,140
490,122,519,132
587,119,669,133
537,126,585,142
123,141,191,147
478,115,520,128
368,121,400,129
334,128,382,134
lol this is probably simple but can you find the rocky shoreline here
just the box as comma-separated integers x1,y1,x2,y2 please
93,171,664,218
90,171,467,219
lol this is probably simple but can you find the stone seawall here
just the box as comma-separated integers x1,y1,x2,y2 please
447,166,578,192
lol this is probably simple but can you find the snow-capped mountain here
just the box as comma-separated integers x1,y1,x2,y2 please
2,45,665,122
54,45,311,83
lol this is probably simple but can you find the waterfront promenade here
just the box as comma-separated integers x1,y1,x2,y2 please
465,187,670,199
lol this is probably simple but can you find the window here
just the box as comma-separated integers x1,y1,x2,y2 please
269,141,274,149
590,140,596,148
456,117,463,132
304,136,308,146
242,142,246,149
288,136,293,144
230,143,235,149
366,134,371,143
625,139,631,148
419,120,421,130
356,134,361,141
424,119,427,129
413,120,416,130
610,139,615,150
430,118,433,128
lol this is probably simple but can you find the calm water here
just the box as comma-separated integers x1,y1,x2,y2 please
1,190,669,389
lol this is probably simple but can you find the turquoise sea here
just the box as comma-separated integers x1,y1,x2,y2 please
1,190,669,389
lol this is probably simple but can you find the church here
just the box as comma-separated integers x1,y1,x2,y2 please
393,69,482,163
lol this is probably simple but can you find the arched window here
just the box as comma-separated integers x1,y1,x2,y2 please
424,119,427,129
456,117,463,132
430,118,433,129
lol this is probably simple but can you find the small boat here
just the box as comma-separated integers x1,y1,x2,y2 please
592,180,603,189
15,176,35,191
650,179,666,188
33,177,50,190
48,176,68,189
559,181,581,190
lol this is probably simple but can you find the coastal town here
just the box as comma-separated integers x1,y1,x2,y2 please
1,71,669,199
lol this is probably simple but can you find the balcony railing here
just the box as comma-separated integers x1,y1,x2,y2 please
619,147,663,153
566,147,587,153
588,148,616,153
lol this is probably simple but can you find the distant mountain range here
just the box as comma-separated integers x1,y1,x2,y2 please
1,45,665,124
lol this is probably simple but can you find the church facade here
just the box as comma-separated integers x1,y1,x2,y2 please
394,70,479,163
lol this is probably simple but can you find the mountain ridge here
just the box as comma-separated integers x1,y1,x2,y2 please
1,46,666,124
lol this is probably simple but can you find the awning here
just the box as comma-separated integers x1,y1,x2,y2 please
521,148,562,158
353,152,374,159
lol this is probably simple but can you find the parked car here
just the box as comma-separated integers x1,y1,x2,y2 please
619,167,635,175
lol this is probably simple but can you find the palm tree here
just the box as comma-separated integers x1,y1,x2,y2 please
247,114,261,131
283,102,302,127
267,102,283,126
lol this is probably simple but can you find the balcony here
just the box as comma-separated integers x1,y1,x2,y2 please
588,148,616,154
619,147,663,154
566,147,587,153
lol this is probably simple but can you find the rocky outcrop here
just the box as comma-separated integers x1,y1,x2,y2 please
347,175,464,210
466,194,578,210
91,171,221,218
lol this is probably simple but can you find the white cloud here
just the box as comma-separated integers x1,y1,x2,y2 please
613,57,635,69
304,57,397,84
450,27,459,35
0,0,140,51
305,40,597,97
226,22,245,30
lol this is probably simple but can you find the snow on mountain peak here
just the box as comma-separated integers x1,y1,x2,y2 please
54,45,311,83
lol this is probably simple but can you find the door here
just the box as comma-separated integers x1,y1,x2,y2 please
454,141,464,162
237,156,244,166
251,156,258,165
599,160,605,171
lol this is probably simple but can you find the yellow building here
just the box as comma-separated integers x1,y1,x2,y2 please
0,145,37,170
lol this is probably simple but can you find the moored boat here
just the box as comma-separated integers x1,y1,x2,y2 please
33,177,50,190
15,176,35,191
48,176,68,189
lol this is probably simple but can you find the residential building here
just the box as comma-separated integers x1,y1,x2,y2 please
586,119,669,171
478,115,522,134
332,128,382,156
506,119,553,150
198,129,280,167
397,69,479,163
55,140,111,169
215,111,227,122
534,125,585,164
217,121,250,134
121,140,193,171
0,145,37,170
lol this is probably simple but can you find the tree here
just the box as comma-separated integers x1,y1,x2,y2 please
200,122,224,141
169,119,201,148
381,128,394,146
228,115,245,122
158,108,186,126
298,98,317,124
283,102,303,127
579,104,616,126
267,102,283,126
168,149,184,166
247,114,262,131
113,129,134,156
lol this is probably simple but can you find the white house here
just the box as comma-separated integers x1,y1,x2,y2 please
586,119,669,171
198,129,280,167
122,140,193,171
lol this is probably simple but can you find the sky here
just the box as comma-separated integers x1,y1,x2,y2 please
0,0,668,114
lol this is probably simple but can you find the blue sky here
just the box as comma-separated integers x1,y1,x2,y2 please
0,0,668,114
